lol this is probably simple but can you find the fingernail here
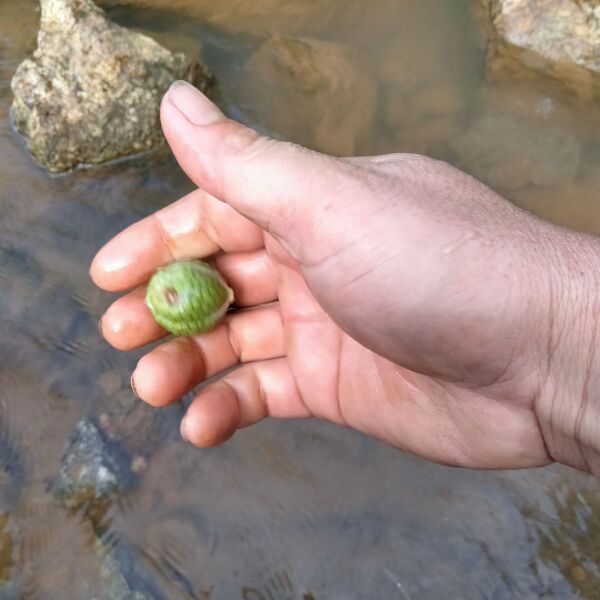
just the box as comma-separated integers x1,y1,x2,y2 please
180,414,189,443
167,80,224,126
98,315,105,338
130,372,139,398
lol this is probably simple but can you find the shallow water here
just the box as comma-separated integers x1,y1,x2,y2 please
1,1,600,598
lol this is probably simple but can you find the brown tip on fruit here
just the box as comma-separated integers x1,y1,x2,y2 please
165,288,179,306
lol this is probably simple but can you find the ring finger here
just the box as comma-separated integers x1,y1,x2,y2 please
131,303,285,407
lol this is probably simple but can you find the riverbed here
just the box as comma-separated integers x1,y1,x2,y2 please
1,1,599,598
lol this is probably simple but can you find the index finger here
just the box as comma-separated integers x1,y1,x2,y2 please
90,188,264,292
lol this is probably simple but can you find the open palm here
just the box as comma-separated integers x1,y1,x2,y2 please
92,82,599,473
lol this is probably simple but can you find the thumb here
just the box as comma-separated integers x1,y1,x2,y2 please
160,80,371,263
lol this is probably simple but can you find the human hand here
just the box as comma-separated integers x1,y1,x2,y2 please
91,81,600,475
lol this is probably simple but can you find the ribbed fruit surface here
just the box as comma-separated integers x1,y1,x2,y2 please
145,260,234,336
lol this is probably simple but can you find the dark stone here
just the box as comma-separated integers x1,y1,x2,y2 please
79,541,161,600
53,419,135,527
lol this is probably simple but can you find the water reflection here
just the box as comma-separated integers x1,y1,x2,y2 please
1,0,600,598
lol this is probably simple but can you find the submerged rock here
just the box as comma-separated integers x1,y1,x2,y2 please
53,419,134,524
451,113,581,191
384,81,466,156
479,0,600,99
79,541,159,600
240,35,376,156
52,420,163,598
10,0,214,173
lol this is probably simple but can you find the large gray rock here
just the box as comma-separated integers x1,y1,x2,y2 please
479,0,600,99
10,0,213,173
239,35,377,156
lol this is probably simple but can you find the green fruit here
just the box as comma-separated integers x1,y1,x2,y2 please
145,260,234,336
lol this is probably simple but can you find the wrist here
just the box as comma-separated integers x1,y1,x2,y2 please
535,229,600,476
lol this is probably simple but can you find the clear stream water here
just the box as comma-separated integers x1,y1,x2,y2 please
1,1,600,598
